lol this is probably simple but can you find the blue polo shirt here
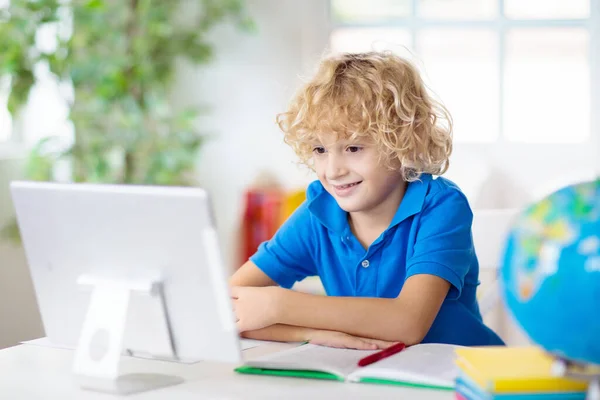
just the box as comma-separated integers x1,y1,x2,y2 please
250,174,504,346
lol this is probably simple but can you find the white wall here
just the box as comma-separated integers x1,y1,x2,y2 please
172,0,330,273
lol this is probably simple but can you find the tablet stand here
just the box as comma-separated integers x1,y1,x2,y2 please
72,274,184,395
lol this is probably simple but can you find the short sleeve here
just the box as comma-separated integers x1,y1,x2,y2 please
249,201,317,288
405,189,475,300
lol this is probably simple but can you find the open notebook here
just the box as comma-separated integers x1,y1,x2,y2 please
236,342,459,390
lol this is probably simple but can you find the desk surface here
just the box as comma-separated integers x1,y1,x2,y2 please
0,344,455,399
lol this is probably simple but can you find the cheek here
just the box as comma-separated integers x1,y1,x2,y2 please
366,168,402,188
360,165,386,182
313,159,326,177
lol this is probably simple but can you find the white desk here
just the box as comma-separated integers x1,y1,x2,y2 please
0,344,455,399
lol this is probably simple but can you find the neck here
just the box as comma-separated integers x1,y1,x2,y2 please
349,181,407,235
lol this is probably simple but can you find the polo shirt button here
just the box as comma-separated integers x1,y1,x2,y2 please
361,260,370,268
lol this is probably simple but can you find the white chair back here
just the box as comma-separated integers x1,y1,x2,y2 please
472,208,521,315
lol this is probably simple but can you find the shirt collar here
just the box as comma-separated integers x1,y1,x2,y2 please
307,181,348,234
307,174,432,234
388,173,431,229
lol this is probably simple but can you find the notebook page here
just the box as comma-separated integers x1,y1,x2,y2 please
246,343,379,378
348,343,459,388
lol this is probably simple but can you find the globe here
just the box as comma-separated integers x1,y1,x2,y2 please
501,178,600,366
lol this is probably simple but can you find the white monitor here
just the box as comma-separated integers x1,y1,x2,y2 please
10,181,241,394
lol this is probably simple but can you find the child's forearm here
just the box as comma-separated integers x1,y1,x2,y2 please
276,291,421,344
273,275,449,344
242,324,397,350
240,324,315,343
275,275,450,345
232,274,448,344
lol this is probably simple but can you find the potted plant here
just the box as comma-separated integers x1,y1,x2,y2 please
0,0,254,241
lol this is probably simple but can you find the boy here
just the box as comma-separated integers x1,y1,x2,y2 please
230,51,504,349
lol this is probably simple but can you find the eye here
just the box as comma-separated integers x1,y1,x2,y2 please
346,146,362,153
312,146,326,154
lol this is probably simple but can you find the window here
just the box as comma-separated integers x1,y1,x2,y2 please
329,0,596,145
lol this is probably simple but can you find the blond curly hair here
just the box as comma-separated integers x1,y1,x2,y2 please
276,51,453,181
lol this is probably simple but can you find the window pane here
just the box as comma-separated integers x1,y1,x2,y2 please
504,0,589,19
330,28,412,54
331,0,411,23
417,30,499,142
15,62,72,147
419,0,497,20
504,29,589,143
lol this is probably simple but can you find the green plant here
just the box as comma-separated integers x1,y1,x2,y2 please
0,0,254,241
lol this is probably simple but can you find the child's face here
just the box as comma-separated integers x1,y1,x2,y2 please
310,134,405,215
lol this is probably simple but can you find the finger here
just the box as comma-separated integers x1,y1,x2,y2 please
345,338,377,350
308,338,349,349
236,320,245,333
309,334,377,350
229,286,239,299
365,339,398,349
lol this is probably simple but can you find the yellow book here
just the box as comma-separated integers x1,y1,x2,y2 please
455,346,588,394
280,189,306,223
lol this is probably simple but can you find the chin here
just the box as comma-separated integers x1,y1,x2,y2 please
334,199,364,213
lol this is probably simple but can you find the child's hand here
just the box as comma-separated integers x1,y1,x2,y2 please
307,330,397,350
231,286,283,332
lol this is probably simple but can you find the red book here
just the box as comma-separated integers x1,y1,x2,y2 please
240,188,284,264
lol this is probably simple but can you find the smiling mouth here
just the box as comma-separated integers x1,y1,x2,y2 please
333,181,362,190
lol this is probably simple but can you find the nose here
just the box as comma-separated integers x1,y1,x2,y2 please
325,152,348,181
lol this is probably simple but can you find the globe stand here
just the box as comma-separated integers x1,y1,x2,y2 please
552,357,600,400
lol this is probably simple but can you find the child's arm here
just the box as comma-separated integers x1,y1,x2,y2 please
230,262,395,349
229,262,309,343
241,324,394,350
230,260,278,287
232,274,450,345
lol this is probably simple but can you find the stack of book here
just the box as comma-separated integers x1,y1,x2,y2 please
454,346,588,400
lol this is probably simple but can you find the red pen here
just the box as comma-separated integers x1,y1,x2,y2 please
357,342,406,367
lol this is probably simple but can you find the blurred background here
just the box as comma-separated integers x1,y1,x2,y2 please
0,0,598,349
